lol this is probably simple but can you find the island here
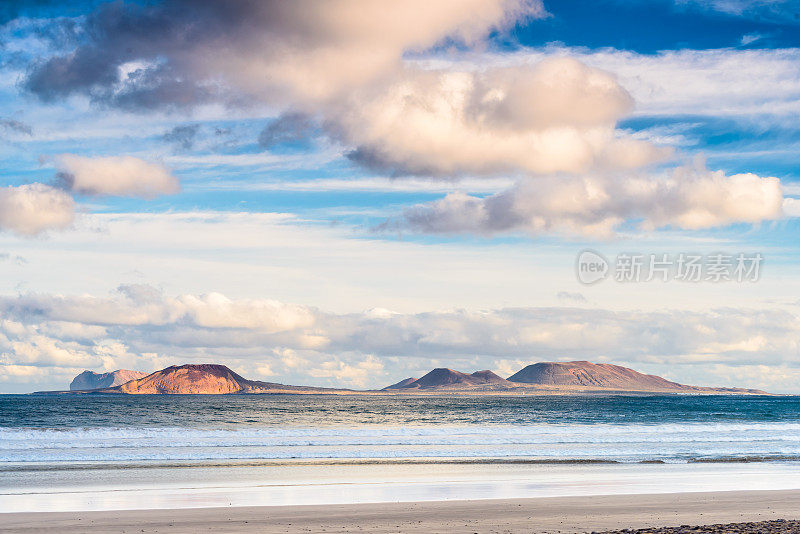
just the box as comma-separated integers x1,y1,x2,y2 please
38,361,767,395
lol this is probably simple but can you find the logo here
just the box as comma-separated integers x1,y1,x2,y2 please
576,249,609,285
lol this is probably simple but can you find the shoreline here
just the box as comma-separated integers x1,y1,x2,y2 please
5,461,800,515
1,489,798,533
28,389,776,396
5,455,800,473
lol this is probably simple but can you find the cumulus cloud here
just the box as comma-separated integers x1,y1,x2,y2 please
22,0,543,108
55,154,180,198
339,58,668,177
1,286,799,390
390,163,784,237
0,184,74,236
15,1,788,235
20,2,662,179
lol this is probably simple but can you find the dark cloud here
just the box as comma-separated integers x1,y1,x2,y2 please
162,124,200,151
345,146,433,177
52,170,75,191
19,0,536,113
556,291,587,303
258,113,316,150
21,1,237,109
0,118,33,136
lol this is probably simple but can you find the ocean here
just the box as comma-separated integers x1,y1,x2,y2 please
3,394,800,512
3,394,800,464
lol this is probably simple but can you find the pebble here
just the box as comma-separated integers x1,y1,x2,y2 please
592,519,800,534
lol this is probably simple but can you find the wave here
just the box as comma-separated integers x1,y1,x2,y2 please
3,422,800,464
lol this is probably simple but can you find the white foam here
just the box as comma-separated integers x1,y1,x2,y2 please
2,422,800,463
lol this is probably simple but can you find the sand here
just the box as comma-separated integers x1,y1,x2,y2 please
1,489,798,533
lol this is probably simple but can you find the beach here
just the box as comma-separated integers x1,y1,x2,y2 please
1,489,799,533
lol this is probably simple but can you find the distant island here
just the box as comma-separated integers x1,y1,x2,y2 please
39,361,767,395
70,369,147,390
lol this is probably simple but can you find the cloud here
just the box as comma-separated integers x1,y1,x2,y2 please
307,355,385,388
556,291,587,303
339,58,668,177
22,0,544,109
783,197,800,217
1,286,800,390
20,2,662,178
497,47,800,119
674,0,800,23
389,163,784,237
0,184,74,236
55,154,180,198
0,118,32,136
258,113,316,150
740,32,764,46
15,3,789,237
162,124,199,151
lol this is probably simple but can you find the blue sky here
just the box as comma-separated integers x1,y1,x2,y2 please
0,0,799,393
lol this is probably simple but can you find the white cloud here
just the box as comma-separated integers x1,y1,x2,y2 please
0,184,74,236
55,155,180,198
1,286,800,391
783,197,800,218
19,4,670,179
335,58,669,177
196,176,514,195
18,3,789,238
485,47,800,119
307,355,385,388
391,163,784,237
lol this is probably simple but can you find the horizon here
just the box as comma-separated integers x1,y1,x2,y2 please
1,0,800,394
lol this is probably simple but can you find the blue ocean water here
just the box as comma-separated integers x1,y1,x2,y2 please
2,394,800,465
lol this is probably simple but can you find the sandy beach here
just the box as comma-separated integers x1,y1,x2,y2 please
1,489,798,533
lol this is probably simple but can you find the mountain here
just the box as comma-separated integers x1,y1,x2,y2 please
45,361,766,395
392,368,511,390
507,361,764,393
112,364,347,395
507,361,682,389
383,361,766,394
115,364,254,394
70,369,147,391
383,377,418,390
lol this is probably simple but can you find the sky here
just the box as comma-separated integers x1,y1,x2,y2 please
1,0,800,393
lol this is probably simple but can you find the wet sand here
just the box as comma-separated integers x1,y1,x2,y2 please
1,489,798,533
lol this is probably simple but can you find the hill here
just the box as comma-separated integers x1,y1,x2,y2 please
112,364,351,395
507,361,765,393
44,361,767,395
383,377,418,390
392,368,511,390
507,361,682,390
70,369,147,391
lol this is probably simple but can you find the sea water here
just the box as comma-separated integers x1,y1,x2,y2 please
3,394,800,464
2,394,800,511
